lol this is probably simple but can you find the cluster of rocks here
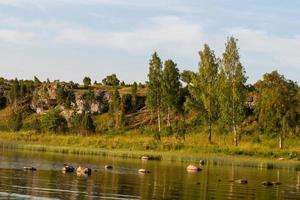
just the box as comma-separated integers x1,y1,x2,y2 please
30,82,145,118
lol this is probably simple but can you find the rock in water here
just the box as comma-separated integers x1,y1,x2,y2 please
235,179,248,184
186,165,201,172
105,165,113,169
262,181,281,186
62,164,75,173
23,167,37,171
199,160,206,165
138,169,150,174
76,166,92,176
141,156,149,160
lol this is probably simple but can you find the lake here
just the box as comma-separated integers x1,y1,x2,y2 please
0,149,299,199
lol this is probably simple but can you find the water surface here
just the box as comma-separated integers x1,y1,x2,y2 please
0,150,299,199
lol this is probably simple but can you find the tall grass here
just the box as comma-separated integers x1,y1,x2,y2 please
0,130,299,161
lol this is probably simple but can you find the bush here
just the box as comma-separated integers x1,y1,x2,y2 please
70,112,96,135
41,108,68,133
8,110,23,132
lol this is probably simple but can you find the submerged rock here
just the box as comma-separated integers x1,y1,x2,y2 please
262,181,281,186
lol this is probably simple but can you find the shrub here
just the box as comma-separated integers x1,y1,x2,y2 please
41,108,67,133
8,110,23,132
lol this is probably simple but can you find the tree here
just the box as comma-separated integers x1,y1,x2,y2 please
41,108,68,133
162,59,181,126
131,82,138,111
83,89,94,110
9,79,20,106
8,110,23,132
57,85,74,108
180,70,195,86
187,44,219,143
83,77,91,88
146,52,163,132
255,71,299,149
109,88,121,128
71,112,95,135
34,76,42,87
102,74,120,87
219,37,247,146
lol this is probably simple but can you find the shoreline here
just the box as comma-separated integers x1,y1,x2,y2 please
1,140,299,168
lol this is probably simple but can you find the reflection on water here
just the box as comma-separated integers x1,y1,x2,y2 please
0,150,299,200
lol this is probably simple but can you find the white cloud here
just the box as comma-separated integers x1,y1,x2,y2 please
226,28,300,69
0,29,37,44
55,16,203,56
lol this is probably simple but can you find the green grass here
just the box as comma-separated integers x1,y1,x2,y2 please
0,130,299,162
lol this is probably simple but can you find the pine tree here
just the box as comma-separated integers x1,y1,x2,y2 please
162,59,181,126
219,37,247,146
146,52,163,132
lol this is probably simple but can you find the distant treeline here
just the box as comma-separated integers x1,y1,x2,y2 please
0,37,299,149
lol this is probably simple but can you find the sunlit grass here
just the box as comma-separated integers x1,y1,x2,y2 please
0,130,299,162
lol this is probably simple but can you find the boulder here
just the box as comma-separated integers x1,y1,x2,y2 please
262,181,280,186
105,165,113,169
235,179,248,184
186,165,201,172
24,167,37,171
62,164,75,173
141,156,149,160
199,160,206,165
76,166,92,176
138,169,150,174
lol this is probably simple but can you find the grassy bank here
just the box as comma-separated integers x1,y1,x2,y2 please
0,130,300,162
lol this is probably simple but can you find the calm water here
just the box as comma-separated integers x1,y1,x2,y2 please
0,150,299,200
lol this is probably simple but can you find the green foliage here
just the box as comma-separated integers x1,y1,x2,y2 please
8,110,23,132
9,79,33,105
71,112,95,135
162,59,181,125
41,108,68,133
186,44,219,143
34,76,42,87
83,89,94,110
218,37,247,146
109,88,121,128
180,70,195,85
255,71,299,148
131,82,138,111
56,85,75,108
83,76,91,88
146,52,163,132
9,79,20,104
102,74,120,87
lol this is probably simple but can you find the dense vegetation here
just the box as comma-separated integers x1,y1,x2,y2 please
0,37,299,157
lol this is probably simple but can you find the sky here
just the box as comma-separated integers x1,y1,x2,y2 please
0,0,299,84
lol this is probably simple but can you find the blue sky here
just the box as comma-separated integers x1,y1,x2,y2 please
0,0,299,84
